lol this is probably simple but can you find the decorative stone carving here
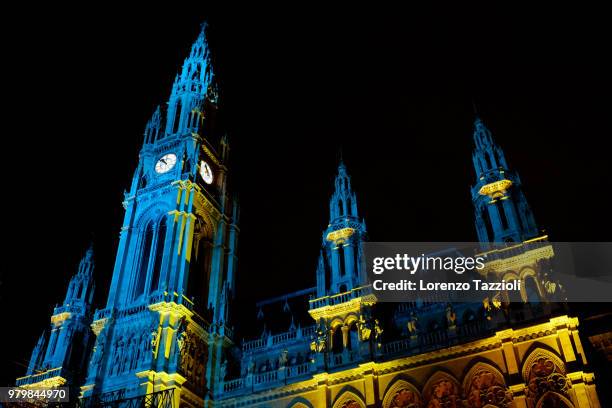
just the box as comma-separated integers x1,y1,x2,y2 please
424,374,461,408
391,389,421,408
445,304,457,328
374,319,384,348
407,312,418,336
358,315,372,341
340,400,362,408
177,324,208,397
279,349,289,368
464,365,511,408
219,359,227,381
312,319,328,353
383,380,422,408
524,352,570,404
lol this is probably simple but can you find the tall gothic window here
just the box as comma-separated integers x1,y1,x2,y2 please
172,99,182,134
134,223,154,300
496,200,508,230
484,153,491,170
525,276,540,303
338,245,346,276
150,218,167,292
48,330,59,357
482,208,494,242
337,199,343,217
188,222,213,316
78,282,86,300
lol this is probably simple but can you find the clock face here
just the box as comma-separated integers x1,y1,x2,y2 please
155,153,177,174
200,160,214,184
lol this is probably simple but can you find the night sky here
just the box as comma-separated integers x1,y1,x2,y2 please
2,4,611,386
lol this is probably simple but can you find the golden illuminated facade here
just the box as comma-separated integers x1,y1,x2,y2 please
221,315,598,408
217,119,603,408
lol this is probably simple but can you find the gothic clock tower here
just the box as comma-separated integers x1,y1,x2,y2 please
80,23,238,407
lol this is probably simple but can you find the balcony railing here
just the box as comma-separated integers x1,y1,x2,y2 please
78,388,175,408
253,370,278,385
220,362,316,397
93,307,112,321
16,367,65,387
309,286,372,310
53,302,86,316
242,325,316,352
329,351,360,368
382,319,491,357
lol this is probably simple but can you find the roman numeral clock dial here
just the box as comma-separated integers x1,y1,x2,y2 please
200,160,214,184
154,153,177,174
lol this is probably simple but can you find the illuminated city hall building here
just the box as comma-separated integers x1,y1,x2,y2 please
16,23,606,408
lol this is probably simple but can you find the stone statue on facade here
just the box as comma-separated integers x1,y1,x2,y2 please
446,303,457,328
278,349,289,368
219,359,227,381
407,311,418,336
358,315,372,341
374,319,383,348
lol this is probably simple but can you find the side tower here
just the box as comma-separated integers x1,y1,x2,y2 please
309,161,377,370
81,23,238,408
471,116,539,244
470,116,564,320
17,245,95,393
316,160,367,297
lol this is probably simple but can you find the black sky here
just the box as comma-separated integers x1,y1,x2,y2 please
1,4,611,386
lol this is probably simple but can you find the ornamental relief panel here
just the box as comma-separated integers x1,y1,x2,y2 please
463,363,512,408
332,391,366,408
382,379,422,408
177,322,208,397
423,373,461,408
522,349,571,407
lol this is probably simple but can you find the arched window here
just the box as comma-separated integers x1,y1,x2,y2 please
134,223,154,300
484,152,492,170
338,245,346,276
482,207,494,241
497,151,505,168
507,280,522,303
337,199,343,217
172,99,182,134
150,218,167,292
48,331,59,356
495,200,508,230
525,276,540,303
346,198,351,216
188,222,213,316
332,327,344,354
78,282,86,300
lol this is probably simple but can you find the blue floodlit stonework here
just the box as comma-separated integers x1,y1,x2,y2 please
16,22,603,408
17,244,95,392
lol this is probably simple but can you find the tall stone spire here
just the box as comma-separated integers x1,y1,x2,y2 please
329,160,359,223
18,245,96,389
317,160,367,297
164,22,217,137
471,116,539,243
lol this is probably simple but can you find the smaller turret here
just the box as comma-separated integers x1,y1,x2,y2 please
471,116,539,244
18,244,96,389
317,160,367,297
